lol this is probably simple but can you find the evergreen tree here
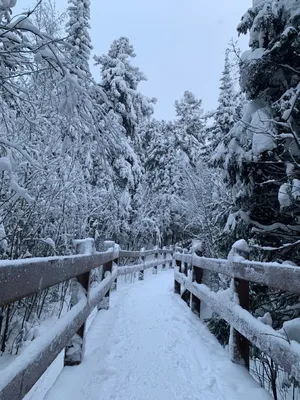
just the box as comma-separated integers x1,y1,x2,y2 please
65,0,93,80
208,2,300,394
218,0,300,260
208,49,238,164
137,120,181,246
174,91,204,165
94,37,155,139
93,37,157,245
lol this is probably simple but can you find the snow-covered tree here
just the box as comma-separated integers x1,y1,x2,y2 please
208,49,237,164
0,0,97,353
65,0,92,80
216,0,300,261
209,2,300,395
179,160,232,257
134,120,181,246
94,37,155,139
92,37,158,245
174,91,204,165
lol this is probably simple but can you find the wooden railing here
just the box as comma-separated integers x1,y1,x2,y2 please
174,240,300,381
0,243,173,400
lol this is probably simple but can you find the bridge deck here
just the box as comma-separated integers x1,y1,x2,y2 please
45,270,270,400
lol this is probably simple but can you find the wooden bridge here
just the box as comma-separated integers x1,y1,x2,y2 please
0,240,300,399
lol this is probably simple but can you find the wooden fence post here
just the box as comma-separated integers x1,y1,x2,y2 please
181,250,190,306
183,250,188,277
174,258,181,294
112,246,119,291
170,245,174,269
139,247,145,280
65,238,94,366
191,255,203,317
229,240,250,369
153,246,158,274
162,246,167,270
98,241,115,310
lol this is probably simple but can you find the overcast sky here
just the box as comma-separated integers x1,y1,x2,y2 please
16,0,252,119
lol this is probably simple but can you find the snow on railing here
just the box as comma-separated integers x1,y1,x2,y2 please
174,239,300,381
0,241,174,400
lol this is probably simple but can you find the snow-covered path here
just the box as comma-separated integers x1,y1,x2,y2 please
45,270,270,400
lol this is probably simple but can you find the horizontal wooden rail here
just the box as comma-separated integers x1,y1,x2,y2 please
119,250,142,258
174,240,300,384
0,271,117,400
0,269,118,399
0,244,172,400
120,249,173,258
175,270,300,380
175,253,300,294
0,250,119,307
118,258,172,276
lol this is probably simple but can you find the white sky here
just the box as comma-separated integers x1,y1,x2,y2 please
16,0,252,119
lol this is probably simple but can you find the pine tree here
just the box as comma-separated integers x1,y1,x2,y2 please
211,2,300,393
94,37,155,139
174,91,204,165
65,0,93,80
208,49,237,164
219,0,300,259
64,0,111,241
93,37,157,245
137,120,179,246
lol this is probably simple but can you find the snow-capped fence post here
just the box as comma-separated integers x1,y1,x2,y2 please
170,245,175,269
182,249,188,276
228,240,250,369
174,257,181,294
153,246,158,274
139,247,145,280
98,241,115,310
64,238,95,366
162,246,167,270
191,252,203,317
181,249,190,306
112,244,119,291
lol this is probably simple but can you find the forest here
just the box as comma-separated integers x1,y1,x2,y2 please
1,0,300,399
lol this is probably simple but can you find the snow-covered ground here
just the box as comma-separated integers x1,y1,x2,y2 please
45,269,270,400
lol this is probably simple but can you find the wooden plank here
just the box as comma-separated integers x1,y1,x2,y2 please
117,259,170,276
119,250,141,258
159,249,173,255
175,253,300,294
174,271,300,381
144,249,160,257
0,251,118,307
0,271,117,400
231,260,300,294
119,249,172,259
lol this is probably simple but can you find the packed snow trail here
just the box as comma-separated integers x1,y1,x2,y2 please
45,270,270,400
